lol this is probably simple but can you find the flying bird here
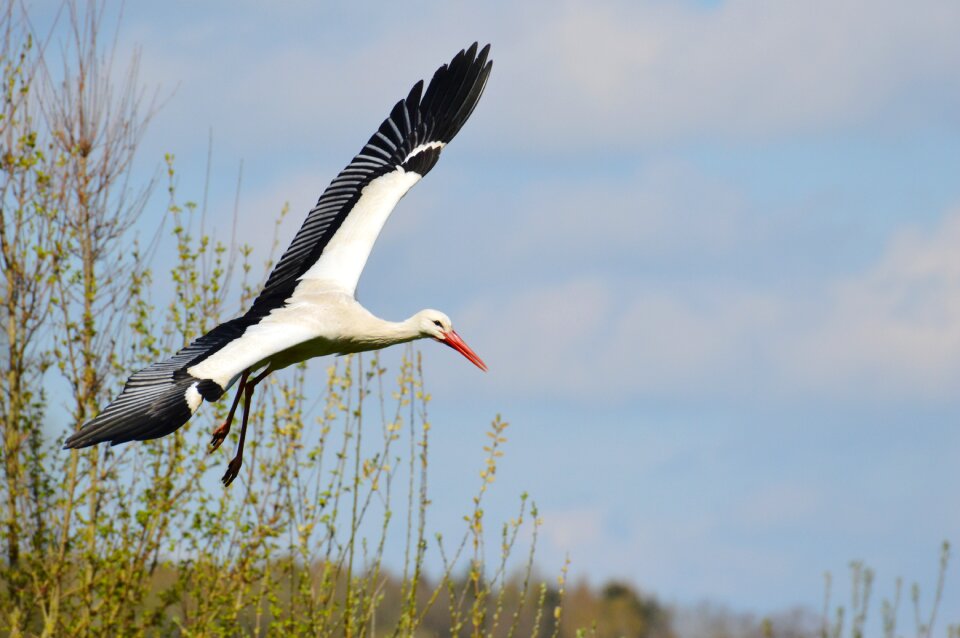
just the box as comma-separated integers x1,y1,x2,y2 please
65,43,492,486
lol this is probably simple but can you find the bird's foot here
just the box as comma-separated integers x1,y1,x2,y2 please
221,457,242,487
209,422,230,453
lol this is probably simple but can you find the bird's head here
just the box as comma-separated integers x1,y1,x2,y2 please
415,309,487,372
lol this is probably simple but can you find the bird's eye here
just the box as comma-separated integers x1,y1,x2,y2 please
432,320,443,328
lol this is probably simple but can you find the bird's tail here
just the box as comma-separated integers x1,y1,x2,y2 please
64,318,249,448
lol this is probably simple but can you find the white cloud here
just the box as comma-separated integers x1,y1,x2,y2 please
455,203,960,403
493,0,960,147
119,0,960,162
788,209,960,399
456,277,785,400
458,277,613,396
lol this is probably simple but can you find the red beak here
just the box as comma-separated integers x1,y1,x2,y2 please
439,330,487,372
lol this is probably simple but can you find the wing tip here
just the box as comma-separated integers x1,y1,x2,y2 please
63,373,201,448
421,42,493,144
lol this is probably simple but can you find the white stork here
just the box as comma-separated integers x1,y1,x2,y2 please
65,43,492,486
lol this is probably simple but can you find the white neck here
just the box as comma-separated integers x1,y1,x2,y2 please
346,314,423,351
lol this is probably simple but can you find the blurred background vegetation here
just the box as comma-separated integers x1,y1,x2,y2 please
0,2,955,637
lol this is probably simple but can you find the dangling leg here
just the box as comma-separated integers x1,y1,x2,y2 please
221,367,272,486
209,368,251,453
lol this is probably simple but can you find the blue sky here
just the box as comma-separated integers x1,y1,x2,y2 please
36,0,960,624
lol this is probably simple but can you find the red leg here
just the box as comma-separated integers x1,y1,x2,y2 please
221,367,271,487
209,369,250,453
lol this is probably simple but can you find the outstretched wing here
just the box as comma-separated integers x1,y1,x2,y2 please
246,42,492,315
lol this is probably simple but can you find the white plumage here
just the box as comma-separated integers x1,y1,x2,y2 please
299,168,422,293
65,44,492,486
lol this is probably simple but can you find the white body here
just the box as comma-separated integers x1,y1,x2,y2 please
188,290,419,389
187,161,434,390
